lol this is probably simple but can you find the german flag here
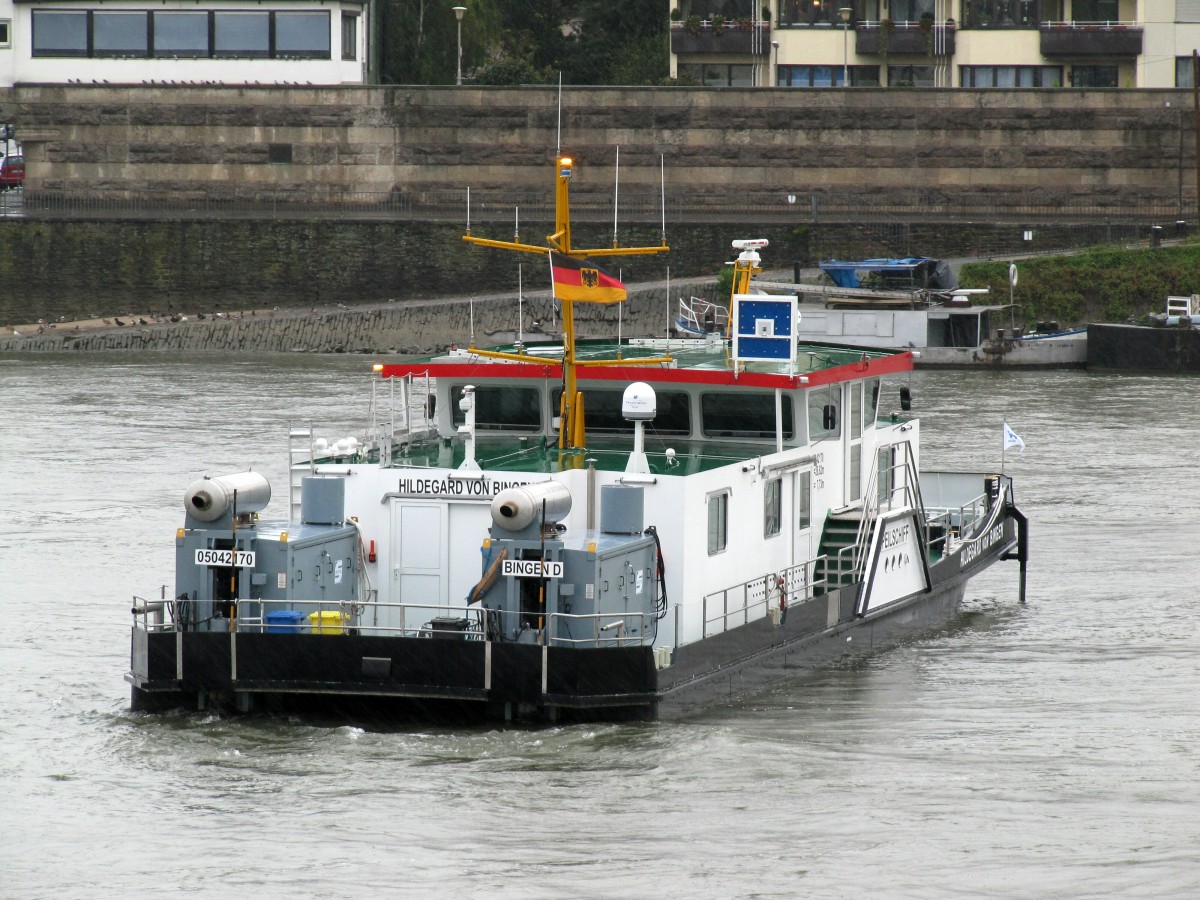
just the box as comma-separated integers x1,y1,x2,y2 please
549,251,627,304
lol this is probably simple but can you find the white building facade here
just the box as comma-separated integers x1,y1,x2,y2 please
0,0,370,88
670,1,1200,89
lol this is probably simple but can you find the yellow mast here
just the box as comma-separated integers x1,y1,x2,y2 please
463,155,670,448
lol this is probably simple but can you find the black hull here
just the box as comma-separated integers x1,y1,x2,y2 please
1087,322,1200,372
129,508,1025,724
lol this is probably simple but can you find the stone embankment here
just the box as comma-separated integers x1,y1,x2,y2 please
0,282,715,355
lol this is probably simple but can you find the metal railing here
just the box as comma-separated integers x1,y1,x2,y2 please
699,555,828,641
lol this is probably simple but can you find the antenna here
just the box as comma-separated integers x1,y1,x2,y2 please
665,265,671,338
660,154,666,245
465,186,471,234
514,205,519,242
518,263,524,348
612,145,620,248
556,73,562,155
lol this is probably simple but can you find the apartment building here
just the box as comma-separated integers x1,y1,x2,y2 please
670,1,1200,89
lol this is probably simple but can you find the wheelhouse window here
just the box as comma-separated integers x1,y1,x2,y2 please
960,65,1062,87
701,392,793,441
809,385,842,441
0,19,10,49
707,491,729,555
866,377,880,428
450,385,542,433
764,478,782,538
797,470,812,531
551,388,691,436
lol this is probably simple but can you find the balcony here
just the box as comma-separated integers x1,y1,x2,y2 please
1040,22,1143,57
855,21,956,56
670,20,771,56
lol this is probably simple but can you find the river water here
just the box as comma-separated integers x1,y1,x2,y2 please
2,353,1198,898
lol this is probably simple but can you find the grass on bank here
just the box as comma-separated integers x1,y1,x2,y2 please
959,242,1200,328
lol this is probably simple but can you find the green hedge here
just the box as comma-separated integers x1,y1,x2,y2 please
960,243,1200,327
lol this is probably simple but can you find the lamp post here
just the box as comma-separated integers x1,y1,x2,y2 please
840,7,852,88
771,40,779,86
453,6,467,86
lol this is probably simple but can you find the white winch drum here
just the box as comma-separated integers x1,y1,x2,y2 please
184,471,272,522
490,481,572,532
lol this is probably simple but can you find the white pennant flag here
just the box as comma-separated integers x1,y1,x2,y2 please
1003,423,1025,452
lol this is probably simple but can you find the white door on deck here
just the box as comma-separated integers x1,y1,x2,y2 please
392,501,448,606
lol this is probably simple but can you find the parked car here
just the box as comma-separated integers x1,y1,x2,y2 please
0,155,24,189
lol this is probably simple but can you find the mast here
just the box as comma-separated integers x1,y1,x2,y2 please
462,154,670,448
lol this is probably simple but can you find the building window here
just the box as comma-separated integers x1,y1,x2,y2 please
777,1,878,27
890,0,934,23
276,12,330,59
32,9,332,60
342,13,358,61
764,479,782,538
678,63,755,87
32,11,88,57
1180,0,1200,24
707,491,729,555
94,12,149,57
1071,65,1117,87
154,12,209,58
1177,57,1196,88
0,19,12,49
961,0,1051,28
777,65,879,87
888,64,935,86
1073,0,1118,21
960,65,1062,87
215,12,270,57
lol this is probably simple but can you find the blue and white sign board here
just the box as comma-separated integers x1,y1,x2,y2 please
732,295,798,371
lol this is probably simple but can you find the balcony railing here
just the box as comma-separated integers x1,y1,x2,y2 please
1040,22,1143,57
855,21,956,56
670,20,771,56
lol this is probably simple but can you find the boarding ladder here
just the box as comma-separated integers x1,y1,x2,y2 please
288,427,314,526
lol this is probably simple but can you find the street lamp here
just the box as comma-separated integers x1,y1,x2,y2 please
840,7,852,88
771,40,779,86
453,6,467,86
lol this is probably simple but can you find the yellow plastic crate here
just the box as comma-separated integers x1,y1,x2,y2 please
308,610,348,635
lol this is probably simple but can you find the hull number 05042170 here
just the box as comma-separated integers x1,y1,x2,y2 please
194,549,256,568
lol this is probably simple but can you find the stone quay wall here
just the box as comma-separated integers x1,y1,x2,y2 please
0,283,702,355
2,84,1192,212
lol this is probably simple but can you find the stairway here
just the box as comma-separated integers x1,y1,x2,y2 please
815,511,873,595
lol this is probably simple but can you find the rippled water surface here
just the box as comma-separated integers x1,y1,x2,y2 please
3,354,1198,898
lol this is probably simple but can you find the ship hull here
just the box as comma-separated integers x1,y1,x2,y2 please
129,510,1022,723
